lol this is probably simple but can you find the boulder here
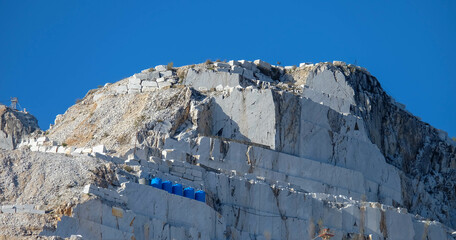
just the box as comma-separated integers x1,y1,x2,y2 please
92,145,106,154
160,70,174,78
155,65,167,71
254,59,272,71
141,80,158,87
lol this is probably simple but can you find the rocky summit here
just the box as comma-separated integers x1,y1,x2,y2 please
1,59,455,240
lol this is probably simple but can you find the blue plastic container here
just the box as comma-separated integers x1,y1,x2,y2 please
195,190,206,203
151,178,162,189
172,183,183,196
162,180,173,193
183,187,195,199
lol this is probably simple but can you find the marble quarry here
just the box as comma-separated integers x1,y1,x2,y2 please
2,59,455,239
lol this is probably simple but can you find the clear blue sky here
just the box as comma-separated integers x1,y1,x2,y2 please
1,1,455,138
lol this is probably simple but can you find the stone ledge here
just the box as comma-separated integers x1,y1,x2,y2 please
0,204,45,214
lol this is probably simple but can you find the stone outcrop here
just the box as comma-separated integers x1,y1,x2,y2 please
0,149,116,239
0,104,39,150
342,67,456,228
1,59,455,239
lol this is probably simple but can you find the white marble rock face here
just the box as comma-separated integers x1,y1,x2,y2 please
4,60,455,240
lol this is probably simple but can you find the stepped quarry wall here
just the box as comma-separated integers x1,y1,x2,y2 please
2,59,455,239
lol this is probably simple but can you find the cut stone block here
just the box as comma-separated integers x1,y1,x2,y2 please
228,60,240,66
217,68,229,72
26,209,45,214
127,84,141,90
82,148,92,154
254,72,272,82
242,69,255,79
141,80,158,87
160,71,174,78
254,59,271,71
239,60,255,70
128,89,141,94
231,66,243,74
115,85,128,94
166,78,178,84
82,184,96,194
155,65,167,71
65,147,76,155
148,71,160,79
133,72,149,80
37,136,48,144
1,205,16,213
92,145,106,154
142,86,158,92
158,81,172,89
128,77,141,85
214,62,230,69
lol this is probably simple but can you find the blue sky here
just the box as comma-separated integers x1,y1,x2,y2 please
1,0,455,138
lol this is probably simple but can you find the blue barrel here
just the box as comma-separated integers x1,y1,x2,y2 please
195,190,206,203
172,184,183,196
162,180,172,193
151,178,162,189
183,187,195,199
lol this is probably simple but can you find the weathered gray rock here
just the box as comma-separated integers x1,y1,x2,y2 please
0,104,39,150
